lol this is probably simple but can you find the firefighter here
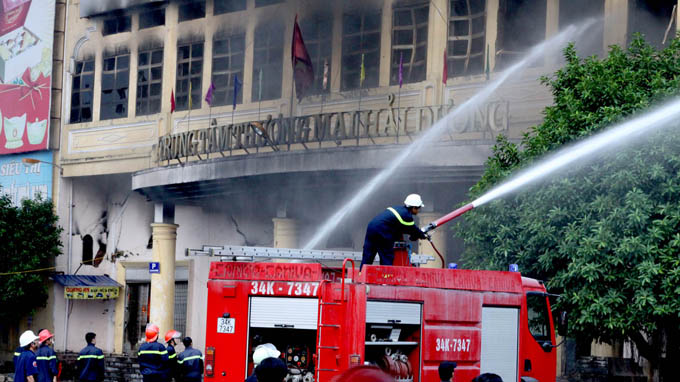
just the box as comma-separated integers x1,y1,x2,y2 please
77,332,105,382
13,344,26,372
438,361,456,382
177,337,203,382
164,330,182,381
247,344,280,382
360,194,428,269
14,330,40,382
138,324,169,382
254,358,287,382
472,373,503,382
36,329,58,382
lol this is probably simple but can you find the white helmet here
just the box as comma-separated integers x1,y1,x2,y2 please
252,343,281,365
404,194,424,208
19,330,40,347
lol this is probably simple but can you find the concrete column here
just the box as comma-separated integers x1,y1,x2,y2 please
149,222,178,338
428,0,448,101
485,0,499,75
603,0,629,49
113,262,126,353
379,0,394,87
273,218,298,249
418,212,446,269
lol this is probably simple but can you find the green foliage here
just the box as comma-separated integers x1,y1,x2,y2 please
0,194,62,322
456,37,680,370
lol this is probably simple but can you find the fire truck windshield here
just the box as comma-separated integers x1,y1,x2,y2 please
526,292,551,343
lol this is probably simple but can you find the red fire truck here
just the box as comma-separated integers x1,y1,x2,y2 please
201,245,558,382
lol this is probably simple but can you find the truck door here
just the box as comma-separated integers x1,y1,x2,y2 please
480,307,519,382
520,292,556,382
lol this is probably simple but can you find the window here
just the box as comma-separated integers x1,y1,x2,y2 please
628,0,676,48
178,0,205,22
300,14,333,94
211,33,245,106
255,0,283,7
253,24,284,101
139,7,165,29
137,48,163,116
526,293,551,343
497,0,546,69
82,234,93,265
448,0,486,77
559,0,603,57
176,41,203,110
101,53,130,120
70,59,94,123
174,282,188,336
341,9,381,90
102,14,131,36
214,0,246,14
391,1,428,85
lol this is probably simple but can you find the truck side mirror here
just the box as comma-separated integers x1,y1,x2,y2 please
556,311,568,337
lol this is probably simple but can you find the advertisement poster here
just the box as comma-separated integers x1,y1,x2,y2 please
0,0,55,154
0,150,52,205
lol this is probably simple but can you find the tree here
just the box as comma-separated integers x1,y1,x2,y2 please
455,37,680,381
0,194,62,322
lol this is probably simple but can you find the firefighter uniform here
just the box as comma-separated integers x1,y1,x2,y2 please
14,349,39,382
77,343,105,382
178,346,204,382
138,341,169,382
361,205,426,269
36,342,58,382
13,345,25,371
166,343,178,381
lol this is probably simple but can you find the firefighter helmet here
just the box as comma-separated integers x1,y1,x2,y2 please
404,194,424,208
165,330,181,343
38,329,54,344
253,343,280,365
19,330,40,347
145,323,160,342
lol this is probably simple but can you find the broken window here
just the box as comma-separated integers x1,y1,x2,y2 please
100,52,130,120
214,0,246,14
211,32,245,106
82,235,93,265
176,41,204,110
301,14,333,94
391,1,429,85
448,0,486,77
253,23,284,101
559,0,603,57
178,0,205,22
628,0,676,49
496,0,546,69
139,7,165,29
255,0,283,7
341,8,382,90
70,58,94,123
102,13,131,36
136,47,163,116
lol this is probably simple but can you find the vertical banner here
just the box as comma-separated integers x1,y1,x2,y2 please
0,0,55,154
0,150,53,205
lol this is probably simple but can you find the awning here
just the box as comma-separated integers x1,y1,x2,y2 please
52,275,122,300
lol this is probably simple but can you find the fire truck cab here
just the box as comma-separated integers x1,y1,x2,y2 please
204,259,556,382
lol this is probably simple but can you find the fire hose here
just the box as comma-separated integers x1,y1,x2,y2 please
427,238,445,269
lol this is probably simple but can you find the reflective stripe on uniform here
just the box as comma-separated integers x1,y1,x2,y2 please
36,356,57,360
77,355,104,360
386,207,414,226
168,353,177,359
14,352,21,356
138,350,168,355
178,355,203,364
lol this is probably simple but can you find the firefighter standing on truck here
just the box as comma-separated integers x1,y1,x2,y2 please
360,194,428,270
138,324,169,382
165,330,182,381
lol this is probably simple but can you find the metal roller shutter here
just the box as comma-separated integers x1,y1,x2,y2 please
249,297,319,330
481,307,519,382
366,301,421,324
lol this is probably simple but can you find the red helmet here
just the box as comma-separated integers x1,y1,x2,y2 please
39,329,54,344
145,324,160,342
165,330,181,343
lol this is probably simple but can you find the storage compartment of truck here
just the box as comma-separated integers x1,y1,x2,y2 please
364,301,422,382
247,297,319,382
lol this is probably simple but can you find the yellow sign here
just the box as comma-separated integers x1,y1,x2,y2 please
65,286,119,300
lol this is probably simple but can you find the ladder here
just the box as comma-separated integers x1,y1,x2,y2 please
185,245,434,264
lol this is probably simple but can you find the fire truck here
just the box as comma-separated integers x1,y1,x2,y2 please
198,242,559,382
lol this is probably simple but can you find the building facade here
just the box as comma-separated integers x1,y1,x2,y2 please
6,0,673,365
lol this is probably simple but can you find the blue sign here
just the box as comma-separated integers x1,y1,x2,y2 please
0,151,53,206
149,262,160,274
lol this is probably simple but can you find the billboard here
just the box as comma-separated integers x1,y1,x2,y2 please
0,150,52,205
0,0,54,154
